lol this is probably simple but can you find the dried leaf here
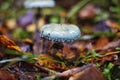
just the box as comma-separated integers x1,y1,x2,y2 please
102,39,120,50
94,36,109,50
37,54,67,70
0,70,18,80
98,55,118,65
0,35,15,46
69,64,105,80
106,19,120,32
62,45,76,59
0,35,22,52
41,64,105,80
7,46,22,52
23,38,33,44
72,42,86,52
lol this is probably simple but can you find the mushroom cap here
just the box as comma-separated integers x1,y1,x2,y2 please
24,0,55,8
40,23,81,42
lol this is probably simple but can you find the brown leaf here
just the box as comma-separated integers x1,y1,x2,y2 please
0,35,22,52
106,19,120,32
59,45,76,59
0,35,16,46
94,36,109,50
37,54,67,70
0,70,18,80
102,39,120,50
69,64,105,80
98,55,118,65
72,41,86,52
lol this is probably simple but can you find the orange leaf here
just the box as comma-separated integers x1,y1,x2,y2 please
37,54,67,70
7,46,22,52
0,35,22,52
94,36,109,50
0,35,15,46
62,45,76,59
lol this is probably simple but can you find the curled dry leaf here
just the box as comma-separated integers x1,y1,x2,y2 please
37,54,68,70
0,35,22,52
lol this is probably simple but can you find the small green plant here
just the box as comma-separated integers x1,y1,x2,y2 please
35,74,41,80
103,63,114,80
85,49,103,61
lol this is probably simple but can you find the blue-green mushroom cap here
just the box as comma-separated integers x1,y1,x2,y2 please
40,23,81,42
24,0,55,8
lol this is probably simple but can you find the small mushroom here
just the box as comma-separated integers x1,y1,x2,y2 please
40,23,81,54
40,23,81,42
24,0,55,8
24,0,55,54
24,0,55,30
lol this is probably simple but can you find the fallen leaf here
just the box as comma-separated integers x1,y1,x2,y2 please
62,45,76,59
23,38,33,45
0,35,16,46
69,64,105,80
94,36,109,50
0,35,22,52
0,70,18,80
99,55,118,65
37,54,67,70
7,46,22,52
106,19,120,32
72,41,86,52
102,39,120,50
41,64,105,80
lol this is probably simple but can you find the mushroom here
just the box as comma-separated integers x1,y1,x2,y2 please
24,0,55,34
24,0,55,8
40,23,80,42
24,0,55,54
40,23,81,54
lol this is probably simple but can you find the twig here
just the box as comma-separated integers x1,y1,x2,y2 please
41,64,94,80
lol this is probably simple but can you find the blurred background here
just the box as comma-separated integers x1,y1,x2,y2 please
0,0,120,41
